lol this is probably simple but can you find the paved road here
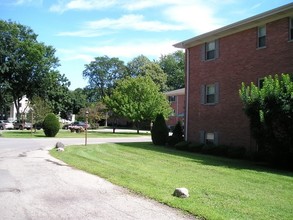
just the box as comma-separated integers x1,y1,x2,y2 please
0,137,195,220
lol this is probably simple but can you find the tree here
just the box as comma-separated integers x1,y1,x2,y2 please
77,102,107,128
127,55,167,91
141,62,168,92
158,50,185,90
239,73,293,167
83,55,128,100
151,113,169,146
27,96,52,125
70,88,87,115
127,55,152,77
0,20,60,118
39,70,72,119
104,76,172,133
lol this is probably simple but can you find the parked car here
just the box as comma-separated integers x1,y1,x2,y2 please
33,122,43,130
68,121,89,129
13,120,32,130
0,120,14,130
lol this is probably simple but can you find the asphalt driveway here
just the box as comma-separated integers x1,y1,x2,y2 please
0,137,195,220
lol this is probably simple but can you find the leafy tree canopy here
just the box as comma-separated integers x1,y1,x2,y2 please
158,50,185,90
239,73,293,167
0,20,62,118
126,55,152,77
104,76,172,133
83,55,128,100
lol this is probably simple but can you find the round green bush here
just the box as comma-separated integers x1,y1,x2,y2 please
43,113,60,137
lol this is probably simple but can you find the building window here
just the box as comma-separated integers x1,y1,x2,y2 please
289,17,293,41
206,41,215,60
258,25,266,48
258,78,264,88
201,83,219,105
200,131,218,145
202,40,219,61
168,96,176,102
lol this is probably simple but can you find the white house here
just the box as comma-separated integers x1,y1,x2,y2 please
9,96,30,121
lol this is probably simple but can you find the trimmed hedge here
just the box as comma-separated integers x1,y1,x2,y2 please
43,113,60,137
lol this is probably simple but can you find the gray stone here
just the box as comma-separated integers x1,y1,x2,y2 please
57,147,64,152
55,142,65,149
173,188,189,198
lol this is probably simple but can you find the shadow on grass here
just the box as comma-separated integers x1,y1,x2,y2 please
116,142,293,177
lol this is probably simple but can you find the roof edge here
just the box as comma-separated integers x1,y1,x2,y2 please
174,3,293,49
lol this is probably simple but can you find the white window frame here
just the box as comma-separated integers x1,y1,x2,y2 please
257,25,266,48
201,82,219,105
199,131,219,145
201,40,219,61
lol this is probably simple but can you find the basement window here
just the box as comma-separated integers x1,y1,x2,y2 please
199,131,219,145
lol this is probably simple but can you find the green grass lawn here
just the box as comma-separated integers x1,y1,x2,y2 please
0,129,150,138
50,142,293,220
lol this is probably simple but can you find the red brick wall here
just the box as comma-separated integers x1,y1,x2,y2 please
186,17,293,151
166,94,185,126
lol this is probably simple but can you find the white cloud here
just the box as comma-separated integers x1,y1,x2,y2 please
51,0,231,36
50,0,116,13
57,48,94,63
57,39,180,64
164,3,224,34
81,39,180,61
85,14,184,32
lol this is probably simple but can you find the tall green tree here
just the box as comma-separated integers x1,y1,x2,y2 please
0,20,60,118
127,55,167,91
70,88,87,115
239,73,293,167
141,62,168,92
127,55,152,77
83,55,128,100
39,70,72,118
104,76,172,133
158,50,185,90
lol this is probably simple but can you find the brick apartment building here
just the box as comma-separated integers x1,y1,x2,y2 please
164,88,185,128
174,3,293,152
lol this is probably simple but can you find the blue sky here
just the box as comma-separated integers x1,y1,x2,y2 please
1,0,292,89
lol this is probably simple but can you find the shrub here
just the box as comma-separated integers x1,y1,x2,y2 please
188,143,204,153
226,146,246,159
151,113,169,146
239,73,293,167
167,121,184,147
43,113,60,137
175,141,190,151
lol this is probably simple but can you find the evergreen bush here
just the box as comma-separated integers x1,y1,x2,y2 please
43,113,60,137
151,113,169,145
168,121,184,146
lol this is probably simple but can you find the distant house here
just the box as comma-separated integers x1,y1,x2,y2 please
9,96,30,121
174,3,293,152
164,88,185,128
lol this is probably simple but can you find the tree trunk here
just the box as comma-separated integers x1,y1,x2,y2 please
136,121,140,134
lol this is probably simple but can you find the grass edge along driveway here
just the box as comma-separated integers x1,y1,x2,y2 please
50,142,293,220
